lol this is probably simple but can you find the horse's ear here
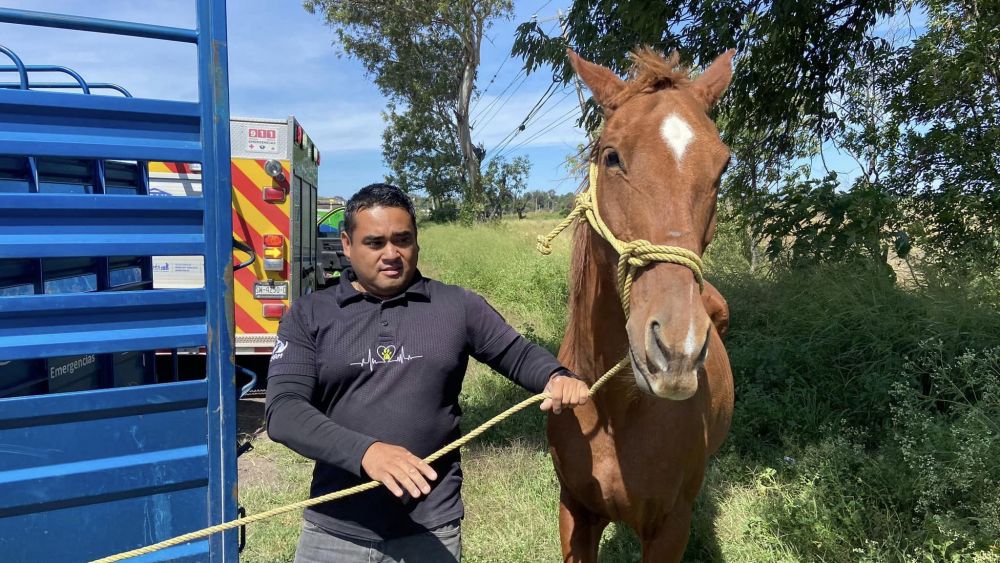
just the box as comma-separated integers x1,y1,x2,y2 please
567,49,626,110
691,49,735,110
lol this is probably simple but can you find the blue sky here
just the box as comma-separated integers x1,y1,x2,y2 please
1,0,586,198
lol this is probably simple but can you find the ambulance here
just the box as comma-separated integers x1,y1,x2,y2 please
150,116,320,356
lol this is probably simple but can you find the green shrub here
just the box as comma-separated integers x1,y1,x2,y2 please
717,264,1000,451
891,342,1000,559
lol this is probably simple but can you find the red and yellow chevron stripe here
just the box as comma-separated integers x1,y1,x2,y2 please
231,158,291,338
148,158,293,346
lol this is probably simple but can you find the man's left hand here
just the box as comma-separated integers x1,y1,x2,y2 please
540,371,590,414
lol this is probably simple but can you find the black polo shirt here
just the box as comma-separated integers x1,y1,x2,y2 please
265,269,563,540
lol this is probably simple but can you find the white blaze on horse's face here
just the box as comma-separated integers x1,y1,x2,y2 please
659,113,694,164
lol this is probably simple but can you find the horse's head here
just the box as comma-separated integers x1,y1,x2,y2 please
569,48,734,400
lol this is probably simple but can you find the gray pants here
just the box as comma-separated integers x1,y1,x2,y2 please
293,519,461,563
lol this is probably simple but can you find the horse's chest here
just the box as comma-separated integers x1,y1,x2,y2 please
550,406,707,519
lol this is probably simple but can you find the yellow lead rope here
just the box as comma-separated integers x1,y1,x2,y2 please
91,359,630,563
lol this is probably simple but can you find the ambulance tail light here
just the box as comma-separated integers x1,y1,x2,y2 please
315,148,321,166
262,234,284,271
263,187,285,203
294,124,304,147
262,303,286,318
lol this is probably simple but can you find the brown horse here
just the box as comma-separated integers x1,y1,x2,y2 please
549,48,736,562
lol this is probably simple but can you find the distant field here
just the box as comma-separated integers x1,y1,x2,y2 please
239,215,1000,562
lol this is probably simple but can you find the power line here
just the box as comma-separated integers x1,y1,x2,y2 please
473,70,530,133
489,83,572,158
487,81,558,156
474,53,512,102
471,68,526,125
497,106,580,160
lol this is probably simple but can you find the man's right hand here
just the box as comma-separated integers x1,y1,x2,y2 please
360,442,438,499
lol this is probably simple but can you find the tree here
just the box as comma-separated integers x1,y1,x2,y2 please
305,0,513,210
512,0,902,267
481,155,530,220
888,0,1000,274
381,101,463,210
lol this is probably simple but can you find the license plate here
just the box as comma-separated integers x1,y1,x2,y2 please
253,281,288,300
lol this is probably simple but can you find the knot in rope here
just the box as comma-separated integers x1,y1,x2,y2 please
614,240,705,315
537,161,707,318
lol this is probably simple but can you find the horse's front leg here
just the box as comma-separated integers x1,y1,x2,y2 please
558,489,607,563
640,502,694,563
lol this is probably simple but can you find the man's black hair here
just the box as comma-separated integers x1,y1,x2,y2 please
343,183,417,237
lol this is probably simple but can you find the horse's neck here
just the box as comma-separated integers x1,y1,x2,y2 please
561,224,630,383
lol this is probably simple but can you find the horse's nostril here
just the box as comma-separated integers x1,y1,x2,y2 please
695,327,711,367
648,320,671,372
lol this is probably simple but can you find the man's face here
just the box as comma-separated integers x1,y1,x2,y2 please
341,206,418,299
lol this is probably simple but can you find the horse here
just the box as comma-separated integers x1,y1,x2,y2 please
547,48,736,562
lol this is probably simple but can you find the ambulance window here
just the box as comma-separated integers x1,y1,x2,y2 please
0,258,39,294
39,182,92,194
0,284,34,296
37,157,94,193
105,160,142,194
110,267,143,287
44,274,97,294
0,360,47,398
47,354,101,394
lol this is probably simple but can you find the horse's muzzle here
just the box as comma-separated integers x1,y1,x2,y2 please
629,319,710,400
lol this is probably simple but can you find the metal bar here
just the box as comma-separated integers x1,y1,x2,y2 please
25,155,39,192
0,379,206,427
0,65,91,93
0,446,208,511
0,290,208,361
0,8,198,43
0,82,133,96
0,193,205,258
195,0,236,559
0,88,201,162
0,45,28,88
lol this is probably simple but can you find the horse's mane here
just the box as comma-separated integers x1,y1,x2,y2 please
608,47,691,108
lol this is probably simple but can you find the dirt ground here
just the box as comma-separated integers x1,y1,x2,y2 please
237,398,280,488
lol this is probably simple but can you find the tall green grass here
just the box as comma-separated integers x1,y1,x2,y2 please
240,216,1000,562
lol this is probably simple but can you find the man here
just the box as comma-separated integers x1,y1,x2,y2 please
266,183,590,562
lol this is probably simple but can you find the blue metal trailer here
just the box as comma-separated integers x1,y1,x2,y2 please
0,3,239,561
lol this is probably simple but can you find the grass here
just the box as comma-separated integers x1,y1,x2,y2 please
239,214,1000,562
239,438,312,563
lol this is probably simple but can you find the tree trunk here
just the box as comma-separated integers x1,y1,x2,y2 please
456,15,483,209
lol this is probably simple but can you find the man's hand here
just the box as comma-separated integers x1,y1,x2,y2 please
361,442,438,499
540,371,590,414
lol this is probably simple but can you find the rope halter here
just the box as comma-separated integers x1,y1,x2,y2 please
537,161,705,317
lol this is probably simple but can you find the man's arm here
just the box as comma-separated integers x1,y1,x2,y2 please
265,302,377,477
463,290,589,412
265,374,377,476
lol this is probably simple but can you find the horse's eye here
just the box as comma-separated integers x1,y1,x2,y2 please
604,149,622,170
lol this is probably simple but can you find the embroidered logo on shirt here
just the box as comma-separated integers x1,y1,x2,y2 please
270,339,288,362
350,345,423,371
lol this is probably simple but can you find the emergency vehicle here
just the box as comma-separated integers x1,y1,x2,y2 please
150,116,320,355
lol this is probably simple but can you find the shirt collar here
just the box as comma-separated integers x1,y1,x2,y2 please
333,267,430,306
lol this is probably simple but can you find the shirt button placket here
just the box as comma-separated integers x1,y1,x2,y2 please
378,303,393,341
